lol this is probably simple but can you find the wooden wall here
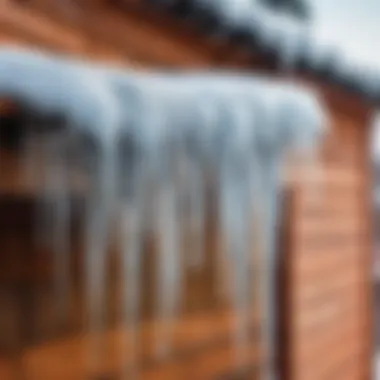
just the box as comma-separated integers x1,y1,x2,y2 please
286,108,373,380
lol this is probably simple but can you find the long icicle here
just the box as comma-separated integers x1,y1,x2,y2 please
181,126,206,270
82,84,121,378
136,89,185,359
110,80,183,360
219,162,252,368
113,82,150,376
153,121,182,358
183,95,226,272
22,125,51,251
118,130,146,379
43,129,71,332
35,133,55,251
84,138,117,378
155,176,180,358
255,154,281,380
217,99,254,371
119,200,143,379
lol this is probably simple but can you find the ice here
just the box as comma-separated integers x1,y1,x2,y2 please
0,47,328,380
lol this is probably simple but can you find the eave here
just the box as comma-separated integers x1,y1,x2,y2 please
0,0,374,124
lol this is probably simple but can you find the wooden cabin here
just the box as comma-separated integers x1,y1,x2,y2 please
0,1,374,380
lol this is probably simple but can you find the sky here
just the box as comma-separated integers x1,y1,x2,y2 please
307,0,380,156
310,0,380,68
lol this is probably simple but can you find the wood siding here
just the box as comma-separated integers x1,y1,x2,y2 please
286,112,372,380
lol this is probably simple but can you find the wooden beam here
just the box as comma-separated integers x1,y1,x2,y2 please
0,1,88,54
0,1,139,66
18,0,213,68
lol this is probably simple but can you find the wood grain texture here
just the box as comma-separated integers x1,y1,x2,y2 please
286,112,372,380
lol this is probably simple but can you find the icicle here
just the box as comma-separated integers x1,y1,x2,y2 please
257,156,280,380
216,97,256,369
176,137,205,269
21,122,40,193
116,111,148,378
84,136,119,378
0,49,124,378
33,132,54,250
182,152,205,269
250,139,281,380
79,86,121,378
0,49,126,377
113,80,184,359
42,129,71,331
178,96,220,270
150,105,182,358
0,48,124,377
109,76,186,360
154,174,181,358
119,197,143,378
177,93,228,271
20,123,53,249
185,95,230,297
84,147,111,377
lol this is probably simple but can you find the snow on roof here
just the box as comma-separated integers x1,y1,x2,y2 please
153,0,380,104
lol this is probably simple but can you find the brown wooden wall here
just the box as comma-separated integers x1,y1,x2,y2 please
286,109,373,380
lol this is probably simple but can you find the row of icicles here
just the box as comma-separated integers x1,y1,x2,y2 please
0,47,327,379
